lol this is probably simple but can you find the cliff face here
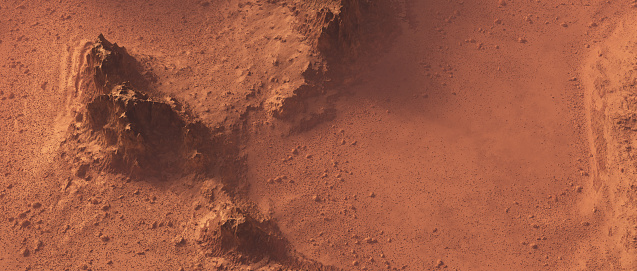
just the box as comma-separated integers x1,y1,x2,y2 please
45,1,379,270
269,0,397,132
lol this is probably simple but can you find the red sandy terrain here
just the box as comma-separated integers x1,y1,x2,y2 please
1,0,637,270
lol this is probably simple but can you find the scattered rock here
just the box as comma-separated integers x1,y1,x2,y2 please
74,163,89,178
33,240,43,251
174,237,186,246
20,220,31,228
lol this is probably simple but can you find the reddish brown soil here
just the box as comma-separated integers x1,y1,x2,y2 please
2,0,637,270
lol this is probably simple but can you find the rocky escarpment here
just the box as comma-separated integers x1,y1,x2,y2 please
268,0,398,132
59,35,228,178
55,34,337,270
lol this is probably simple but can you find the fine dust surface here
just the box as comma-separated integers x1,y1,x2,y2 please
246,1,634,270
1,0,637,270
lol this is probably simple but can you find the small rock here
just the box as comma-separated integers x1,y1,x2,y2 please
589,22,598,27
31,202,41,209
560,22,568,27
21,248,30,257
530,243,538,249
364,237,377,244
312,195,321,202
575,186,583,192
174,237,186,246
518,37,527,43
100,235,110,242
352,260,359,266
33,240,43,251
20,220,30,228
494,18,502,24
436,259,444,267
581,221,590,226
569,77,578,81
498,0,507,6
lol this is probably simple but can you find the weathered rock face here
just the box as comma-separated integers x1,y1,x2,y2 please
197,204,289,259
269,0,397,132
81,34,151,102
61,35,222,177
85,83,209,174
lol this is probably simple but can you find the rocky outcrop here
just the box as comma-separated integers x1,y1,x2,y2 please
60,35,227,177
269,0,397,132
